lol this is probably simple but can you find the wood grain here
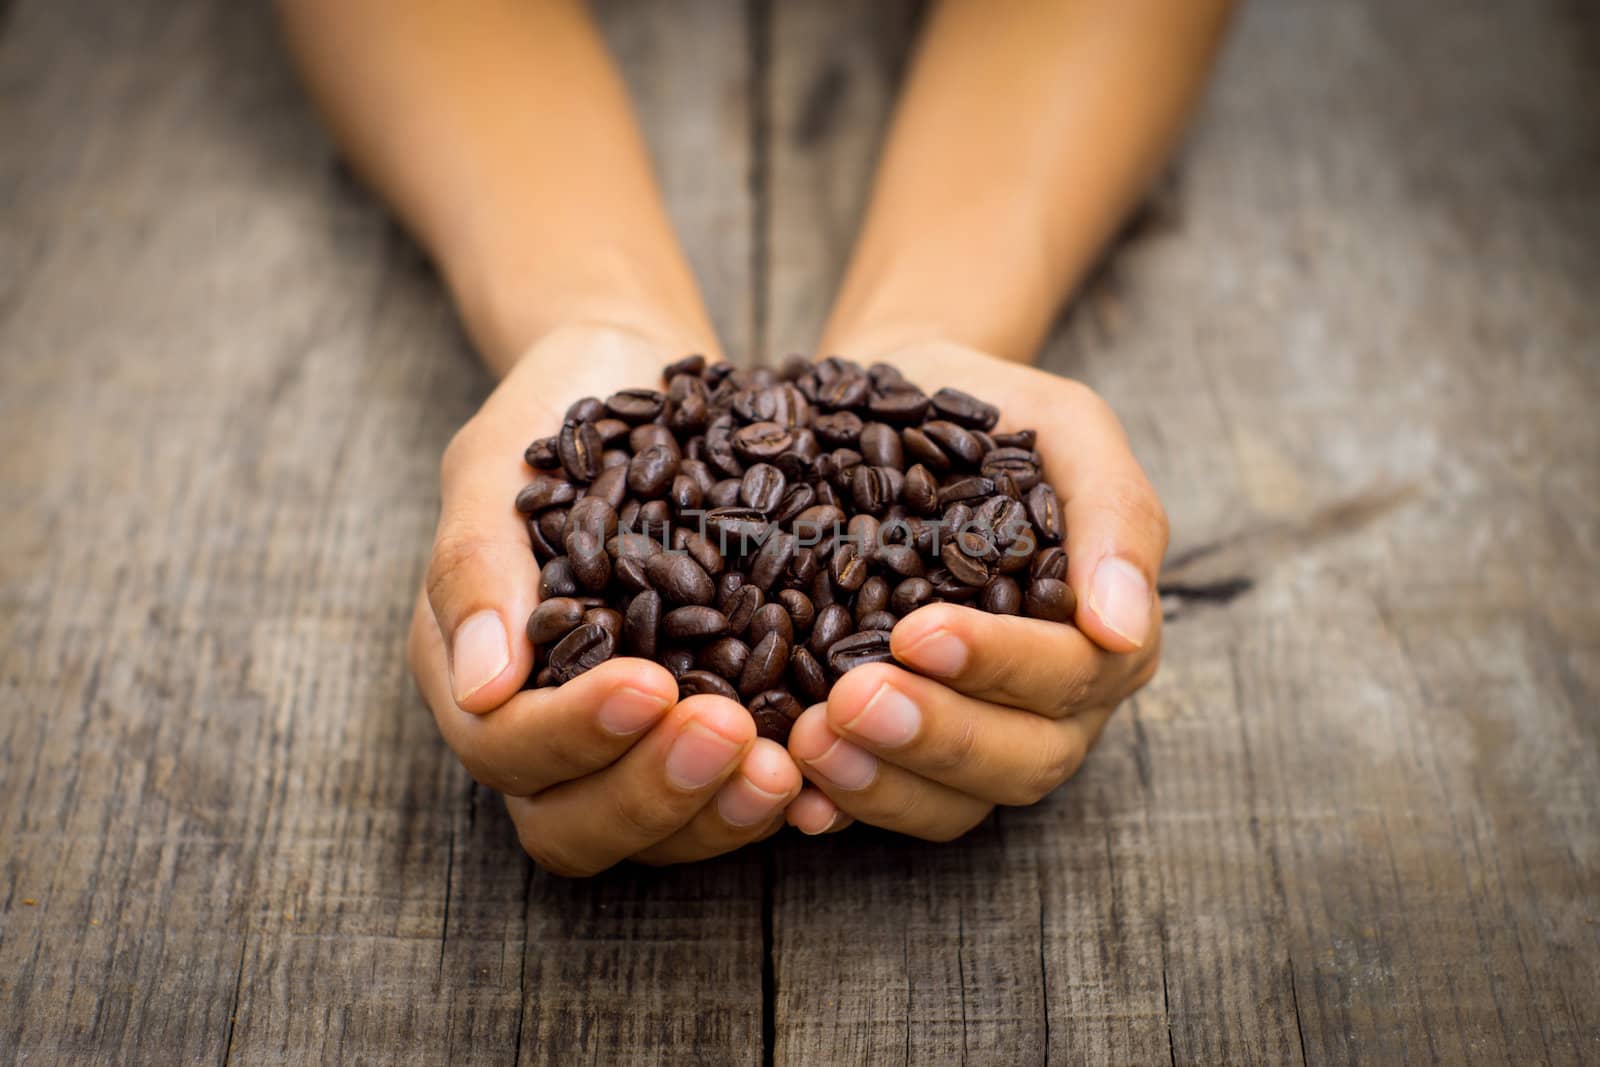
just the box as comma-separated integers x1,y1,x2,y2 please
2,0,1597,1064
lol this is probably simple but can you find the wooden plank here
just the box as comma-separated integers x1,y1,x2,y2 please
0,0,762,1064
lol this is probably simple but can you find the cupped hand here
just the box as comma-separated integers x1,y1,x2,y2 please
786,340,1167,840
408,324,801,875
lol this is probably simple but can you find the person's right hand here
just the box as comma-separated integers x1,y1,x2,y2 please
407,324,801,876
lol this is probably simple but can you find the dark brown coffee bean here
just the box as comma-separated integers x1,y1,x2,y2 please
808,565,837,610
557,420,603,482
708,478,743,508
808,603,854,658
700,636,751,681
867,389,930,424
858,422,905,469
540,557,579,599
583,464,627,510
606,388,666,423
772,483,816,525
992,428,1036,450
857,610,898,632
678,669,738,701
1024,578,1077,622
610,531,664,562
670,474,703,514
527,515,560,562
678,530,723,577
516,474,578,514
776,589,815,633
855,576,890,619
564,397,605,423
526,597,585,644
663,605,729,641
739,631,791,698
740,463,787,514
877,543,925,578
813,411,863,447
788,546,820,586
996,525,1037,574
827,630,895,674
1026,482,1062,542
902,464,940,514
567,530,611,591
749,530,797,591
584,607,625,643
723,584,763,634
705,424,744,478
981,447,1041,491
623,590,662,656
646,553,715,606
819,372,870,411
981,576,1023,615
1031,546,1067,581
923,421,985,467
851,465,897,516
891,577,935,616
940,541,991,587
592,418,632,447
830,543,869,592
930,387,999,430
789,647,830,703
955,528,1000,564
548,622,616,684
901,427,950,473
750,689,803,742
793,504,846,545
748,602,795,648
705,507,771,552
938,475,996,507
626,444,678,500
663,353,707,380
663,649,697,679
731,421,794,463
568,496,619,542
525,436,561,469
601,449,631,470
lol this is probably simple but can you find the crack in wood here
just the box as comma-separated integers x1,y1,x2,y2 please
1288,956,1310,1066
221,930,248,1066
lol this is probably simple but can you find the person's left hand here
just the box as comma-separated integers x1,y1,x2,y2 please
783,341,1168,840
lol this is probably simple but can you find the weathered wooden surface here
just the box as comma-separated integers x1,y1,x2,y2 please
1,0,1596,1064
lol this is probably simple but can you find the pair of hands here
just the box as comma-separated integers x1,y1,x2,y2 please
407,324,1167,876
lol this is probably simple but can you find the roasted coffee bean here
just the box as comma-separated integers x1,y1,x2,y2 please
606,388,666,423
568,496,619,541
723,585,763,636
827,630,895,674
660,649,695,679
981,447,1041,491
789,647,830,703
1026,482,1062,542
996,525,1037,574
922,420,984,467
588,464,629,510
750,689,804,741
525,436,561,469
902,464,940,514
527,515,560,562
813,411,863,447
584,607,625,643
731,421,794,463
565,397,605,424
705,507,771,550
602,448,631,470
868,389,931,424
739,632,791,698
516,474,578,514
930,387,999,430
548,623,616,684
891,576,935,616
708,478,743,508
627,444,679,500
901,426,950,473
700,636,751,681
740,463,787,514
663,605,729,641
557,420,603,482
877,543,925,578
592,418,631,447
955,529,1000,564
610,531,664,562
637,500,671,540
747,602,795,648
981,576,1024,615
663,353,708,380
749,530,797,591
819,372,870,411
669,474,703,514
644,553,714,607
809,603,854,658
1032,546,1068,581
680,530,724,576
716,569,747,605
857,610,898,632
851,465,897,516
788,546,820,586
567,530,611,591
992,428,1036,450
678,669,738,701
855,575,890,621
527,597,586,644
1024,578,1077,622
830,542,870,592
777,589,816,633
540,556,579,599
859,422,905,469
940,541,991,587
772,483,816,525
624,590,662,657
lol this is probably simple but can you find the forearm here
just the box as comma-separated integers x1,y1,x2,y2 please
277,0,716,374
822,0,1235,364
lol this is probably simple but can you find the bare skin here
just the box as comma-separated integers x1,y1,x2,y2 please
278,0,1233,872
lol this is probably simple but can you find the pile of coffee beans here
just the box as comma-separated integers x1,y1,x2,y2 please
517,355,1075,742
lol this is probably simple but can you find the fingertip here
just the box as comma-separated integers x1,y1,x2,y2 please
891,605,973,678
451,610,522,713
678,694,758,747
1078,556,1154,653
785,703,837,762
786,787,843,835
824,663,899,725
742,738,802,798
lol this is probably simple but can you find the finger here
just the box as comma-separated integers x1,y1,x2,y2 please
786,704,991,842
1036,383,1169,654
890,603,1154,717
631,739,802,865
825,662,1111,806
785,787,855,836
506,695,755,877
411,591,677,794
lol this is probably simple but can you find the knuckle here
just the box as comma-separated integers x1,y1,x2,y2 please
923,713,980,774
1008,733,1082,806
611,786,689,843
515,823,594,878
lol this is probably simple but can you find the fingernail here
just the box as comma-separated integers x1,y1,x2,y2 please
800,811,844,836
665,722,743,790
898,629,967,677
1089,557,1152,648
597,687,670,736
806,737,878,791
841,683,921,748
716,777,787,827
452,611,510,703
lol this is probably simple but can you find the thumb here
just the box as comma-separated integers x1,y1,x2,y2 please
426,418,542,713
1044,390,1169,654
